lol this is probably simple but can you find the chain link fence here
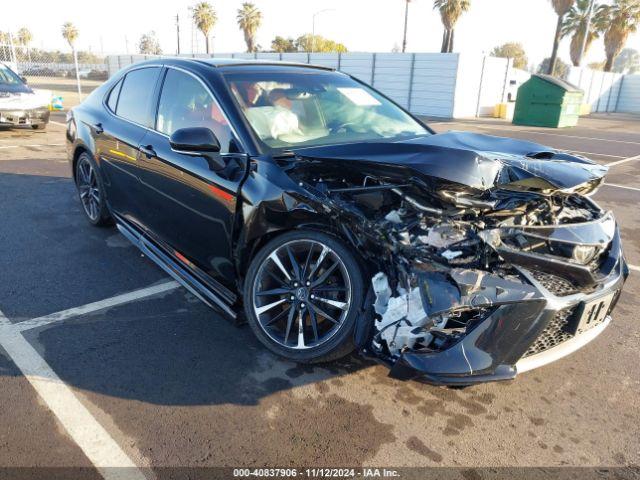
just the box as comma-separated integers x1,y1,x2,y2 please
1,38,107,110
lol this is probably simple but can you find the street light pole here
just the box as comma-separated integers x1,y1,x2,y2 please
176,14,181,55
577,0,595,66
402,0,410,53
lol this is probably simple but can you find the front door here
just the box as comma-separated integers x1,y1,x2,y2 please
136,67,247,291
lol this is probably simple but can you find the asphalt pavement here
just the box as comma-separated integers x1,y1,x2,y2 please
0,112,639,479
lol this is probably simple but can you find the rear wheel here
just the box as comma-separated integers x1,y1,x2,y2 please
32,123,46,130
75,152,112,227
244,230,365,363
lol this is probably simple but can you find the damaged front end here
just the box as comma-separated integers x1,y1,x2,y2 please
282,132,628,385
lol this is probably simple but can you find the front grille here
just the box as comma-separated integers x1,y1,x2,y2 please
523,307,576,357
529,271,579,296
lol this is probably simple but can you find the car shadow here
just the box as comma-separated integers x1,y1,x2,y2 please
20,292,407,467
27,294,376,406
0,171,377,407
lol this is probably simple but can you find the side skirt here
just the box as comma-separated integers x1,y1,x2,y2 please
116,219,237,320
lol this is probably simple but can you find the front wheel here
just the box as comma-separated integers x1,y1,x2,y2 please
244,230,365,363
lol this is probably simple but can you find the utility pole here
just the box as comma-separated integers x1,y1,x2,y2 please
191,19,195,54
402,0,410,53
73,47,82,101
577,0,595,67
176,14,181,55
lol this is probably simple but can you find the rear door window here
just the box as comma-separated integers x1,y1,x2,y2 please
106,79,123,112
115,67,160,127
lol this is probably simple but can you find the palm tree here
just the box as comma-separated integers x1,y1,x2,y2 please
562,1,609,66
603,0,640,72
62,22,78,52
62,22,81,98
547,0,575,75
0,32,11,62
16,28,32,47
433,0,470,53
192,2,217,54
237,2,263,53
16,27,33,62
402,0,412,53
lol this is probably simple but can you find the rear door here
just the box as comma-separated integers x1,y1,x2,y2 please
136,67,247,290
97,66,161,227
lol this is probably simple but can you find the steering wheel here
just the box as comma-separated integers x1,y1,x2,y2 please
329,121,358,134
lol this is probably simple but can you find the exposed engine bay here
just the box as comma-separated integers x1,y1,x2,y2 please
279,131,627,382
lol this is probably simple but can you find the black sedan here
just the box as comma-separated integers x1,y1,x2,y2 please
65,58,627,385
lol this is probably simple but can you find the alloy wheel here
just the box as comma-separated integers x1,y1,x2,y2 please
76,157,101,221
252,239,352,350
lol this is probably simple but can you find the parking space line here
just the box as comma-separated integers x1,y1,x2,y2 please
49,120,67,127
0,143,65,150
0,310,147,480
607,154,640,167
570,151,625,159
428,122,637,160
603,183,640,193
17,280,179,332
463,124,640,145
576,151,626,159
630,265,640,273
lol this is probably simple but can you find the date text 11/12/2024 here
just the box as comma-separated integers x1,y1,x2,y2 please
233,468,401,478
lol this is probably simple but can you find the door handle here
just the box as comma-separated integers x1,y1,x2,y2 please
94,123,104,134
140,145,156,159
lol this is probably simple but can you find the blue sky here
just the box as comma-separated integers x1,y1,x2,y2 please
3,0,639,68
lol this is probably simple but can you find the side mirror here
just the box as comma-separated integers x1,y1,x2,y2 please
169,127,225,171
21,76,28,84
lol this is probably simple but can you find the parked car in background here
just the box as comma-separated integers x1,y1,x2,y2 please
77,68,92,78
22,67,60,77
66,58,627,385
0,62,50,130
86,69,109,81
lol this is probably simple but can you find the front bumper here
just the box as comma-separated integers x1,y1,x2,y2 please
0,107,50,127
386,227,628,386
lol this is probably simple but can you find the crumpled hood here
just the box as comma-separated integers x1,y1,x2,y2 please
292,131,608,193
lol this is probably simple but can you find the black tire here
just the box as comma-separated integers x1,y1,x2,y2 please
32,123,47,130
244,230,365,364
74,152,112,227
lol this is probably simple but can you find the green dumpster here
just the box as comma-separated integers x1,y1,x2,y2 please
512,74,583,128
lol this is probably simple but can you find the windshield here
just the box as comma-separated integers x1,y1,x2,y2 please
223,69,429,151
0,64,24,86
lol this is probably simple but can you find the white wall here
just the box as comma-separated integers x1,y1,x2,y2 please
106,53,640,117
409,53,458,118
567,67,624,113
106,51,463,118
452,53,484,118
452,55,529,118
105,52,540,119
617,74,640,114
370,53,413,111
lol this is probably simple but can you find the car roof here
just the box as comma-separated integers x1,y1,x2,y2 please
199,57,333,70
131,57,336,72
